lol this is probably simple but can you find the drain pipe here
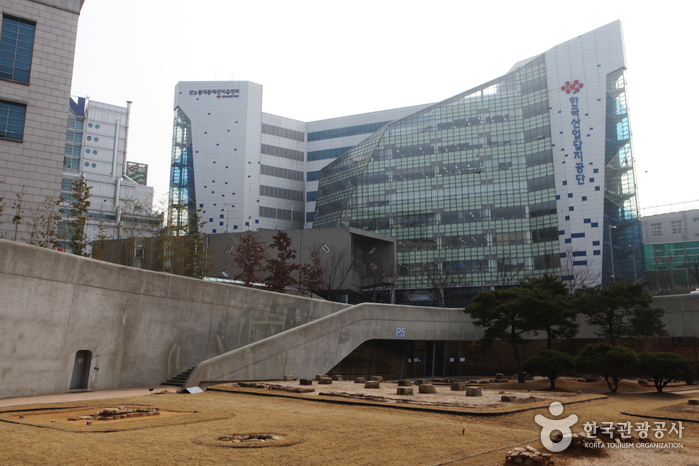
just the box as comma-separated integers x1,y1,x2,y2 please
122,101,132,178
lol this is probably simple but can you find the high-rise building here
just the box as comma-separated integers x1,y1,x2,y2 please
0,0,85,239
60,97,155,251
168,21,642,302
314,20,642,301
167,81,427,234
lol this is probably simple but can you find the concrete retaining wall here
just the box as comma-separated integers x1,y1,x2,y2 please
0,240,347,398
4,239,699,398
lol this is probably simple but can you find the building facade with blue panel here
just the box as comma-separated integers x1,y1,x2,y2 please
312,21,643,301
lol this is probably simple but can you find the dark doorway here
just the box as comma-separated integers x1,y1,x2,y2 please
70,350,91,390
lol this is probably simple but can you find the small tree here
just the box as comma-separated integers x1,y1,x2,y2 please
183,207,209,278
518,275,579,349
466,287,529,383
234,234,266,286
576,281,667,345
11,187,25,241
62,178,92,256
638,352,696,393
0,180,5,238
264,230,299,293
524,350,574,389
316,244,355,302
575,343,639,393
298,250,324,297
27,196,61,248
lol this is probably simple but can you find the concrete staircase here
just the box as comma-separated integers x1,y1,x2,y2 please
162,367,195,387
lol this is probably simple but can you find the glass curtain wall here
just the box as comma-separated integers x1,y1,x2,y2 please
603,69,644,285
314,56,561,304
168,108,196,235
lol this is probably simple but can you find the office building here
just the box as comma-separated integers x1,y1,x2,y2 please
642,202,699,293
168,21,642,302
313,20,642,301
167,82,426,234
0,0,85,239
60,97,155,251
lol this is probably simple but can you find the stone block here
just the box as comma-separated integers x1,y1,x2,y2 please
354,377,366,383
419,384,436,394
451,382,466,391
331,375,343,381
689,399,699,405
364,381,380,389
315,374,327,381
283,375,294,381
371,376,384,382
300,379,313,385
397,387,413,395
319,377,332,384
495,373,505,380
466,386,482,397
501,395,516,402
415,379,427,385
398,379,412,386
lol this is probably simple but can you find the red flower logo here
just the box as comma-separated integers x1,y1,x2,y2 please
561,80,584,94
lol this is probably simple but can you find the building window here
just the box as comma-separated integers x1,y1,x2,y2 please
0,16,36,83
672,220,683,235
0,100,25,140
651,223,662,237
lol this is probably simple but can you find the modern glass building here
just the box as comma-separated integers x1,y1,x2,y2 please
313,20,643,303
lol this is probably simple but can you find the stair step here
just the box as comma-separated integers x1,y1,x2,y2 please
162,366,196,388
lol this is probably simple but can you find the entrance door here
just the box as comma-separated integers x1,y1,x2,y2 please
70,350,91,390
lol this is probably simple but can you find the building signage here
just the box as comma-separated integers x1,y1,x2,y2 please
561,80,585,185
189,89,240,98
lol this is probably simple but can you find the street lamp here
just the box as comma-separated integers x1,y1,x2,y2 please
609,224,617,283
628,244,637,282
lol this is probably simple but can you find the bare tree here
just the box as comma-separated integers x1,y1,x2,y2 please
26,196,61,248
233,233,266,286
298,250,324,298
417,260,471,307
311,243,355,302
263,230,299,293
11,187,25,241
560,247,602,292
647,250,675,295
685,256,699,288
0,180,5,238
495,252,525,288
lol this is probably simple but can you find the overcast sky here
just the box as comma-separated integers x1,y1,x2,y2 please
70,1,696,213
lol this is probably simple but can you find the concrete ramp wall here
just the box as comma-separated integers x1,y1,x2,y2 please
0,240,347,398
186,303,478,385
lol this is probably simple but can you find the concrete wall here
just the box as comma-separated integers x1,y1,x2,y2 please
4,239,699,398
184,291,699,386
0,240,347,398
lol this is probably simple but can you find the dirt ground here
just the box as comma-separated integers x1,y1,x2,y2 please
0,379,697,465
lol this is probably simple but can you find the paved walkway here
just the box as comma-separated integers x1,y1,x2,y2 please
0,386,171,408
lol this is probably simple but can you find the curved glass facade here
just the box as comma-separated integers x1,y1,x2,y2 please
314,56,562,299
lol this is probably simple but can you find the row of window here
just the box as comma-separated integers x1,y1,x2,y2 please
260,164,304,181
307,146,353,162
261,123,305,142
259,184,304,202
261,143,304,162
307,121,390,142
651,220,684,236
259,206,303,223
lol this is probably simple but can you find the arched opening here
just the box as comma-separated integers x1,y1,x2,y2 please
70,350,92,390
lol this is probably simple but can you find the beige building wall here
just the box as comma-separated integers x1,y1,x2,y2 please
0,0,84,239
